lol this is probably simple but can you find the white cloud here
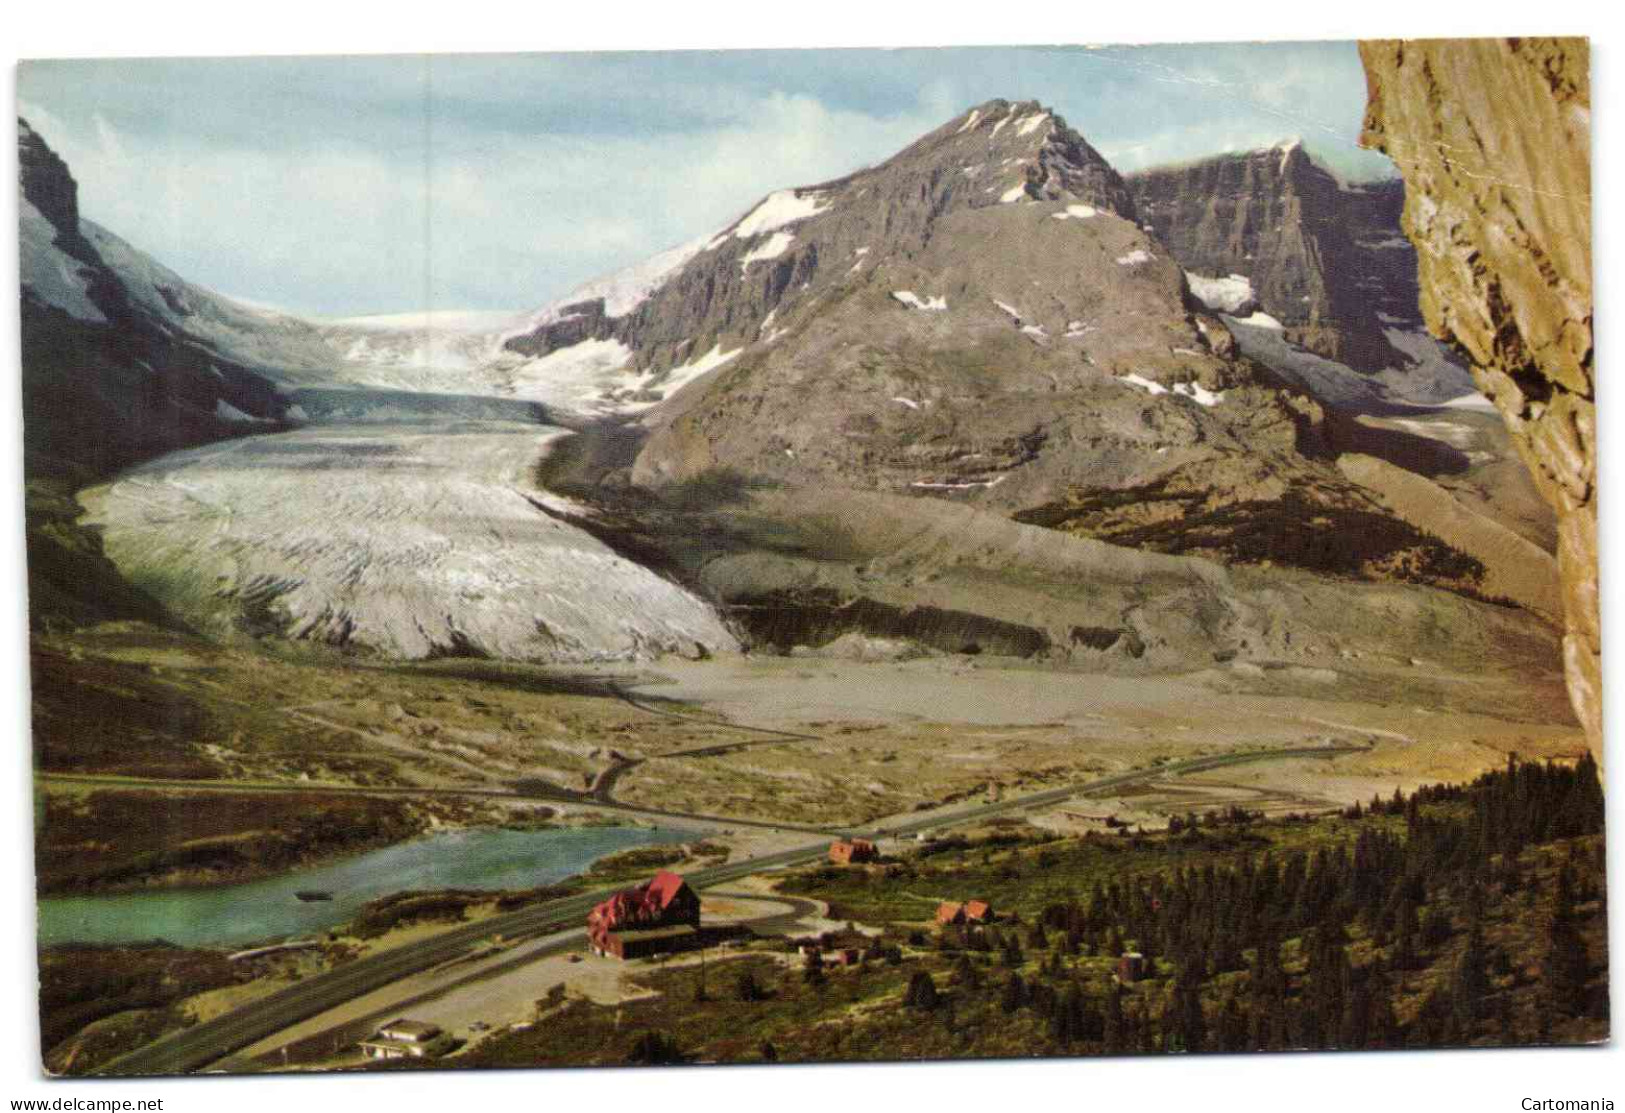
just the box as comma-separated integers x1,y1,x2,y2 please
427,90,951,310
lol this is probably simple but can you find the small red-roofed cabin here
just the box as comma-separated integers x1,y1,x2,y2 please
964,899,994,923
936,901,965,926
829,838,880,865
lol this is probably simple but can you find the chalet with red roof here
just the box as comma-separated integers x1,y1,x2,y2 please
937,898,994,926
587,870,703,960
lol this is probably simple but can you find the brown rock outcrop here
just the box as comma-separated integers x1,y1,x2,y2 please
1359,38,1596,753
1126,144,1410,370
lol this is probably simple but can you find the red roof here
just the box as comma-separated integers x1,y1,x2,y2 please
646,870,689,909
588,871,697,939
964,899,992,920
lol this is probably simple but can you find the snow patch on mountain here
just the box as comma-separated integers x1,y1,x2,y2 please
892,291,948,311
1052,204,1098,221
1227,315,1479,410
1184,271,1257,314
635,343,741,405
214,399,270,424
1437,393,1498,413
1016,112,1051,137
1172,381,1224,407
740,231,796,272
503,235,714,350
19,197,106,323
734,190,832,238
1119,373,1168,396
1226,310,1284,330
500,338,635,411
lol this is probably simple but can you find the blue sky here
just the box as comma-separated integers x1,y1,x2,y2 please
19,42,1394,317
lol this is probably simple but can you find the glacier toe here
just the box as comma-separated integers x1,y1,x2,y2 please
78,422,738,662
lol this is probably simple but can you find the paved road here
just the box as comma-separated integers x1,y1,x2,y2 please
241,890,828,1070
37,772,845,838
96,741,1362,1076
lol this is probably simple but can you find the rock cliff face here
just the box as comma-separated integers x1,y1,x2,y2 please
18,118,309,481
1360,38,1596,754
1126,144,1410,370
19,119,87,254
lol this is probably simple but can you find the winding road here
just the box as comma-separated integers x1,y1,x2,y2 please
96,740,1365,1077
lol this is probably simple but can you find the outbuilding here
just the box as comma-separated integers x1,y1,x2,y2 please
1117,952,1147,984
829,838,880,865
359,1018,454,1061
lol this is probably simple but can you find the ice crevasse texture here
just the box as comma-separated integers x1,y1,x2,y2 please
78,423,739,661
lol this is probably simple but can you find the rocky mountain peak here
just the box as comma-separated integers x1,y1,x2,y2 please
887,98,1136,218
18,116,86,250
498,99,1137,386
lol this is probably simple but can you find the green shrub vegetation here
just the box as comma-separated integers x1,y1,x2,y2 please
458,754,1607,1068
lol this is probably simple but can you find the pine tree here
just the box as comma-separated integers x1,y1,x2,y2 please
1103,982,1126,1055
1451,922,1491,1031
906,970,940,1011
1170,965,1208,1053
1001,973,1027,1014
950,953,981,988
1542,879,1590,1018
736,968,767,1002
1049,986,1086,1045
1393,895,1419,971
626,1030,681,1065
1217,994,1248,1052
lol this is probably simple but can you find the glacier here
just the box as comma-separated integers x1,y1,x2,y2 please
79,421,739,662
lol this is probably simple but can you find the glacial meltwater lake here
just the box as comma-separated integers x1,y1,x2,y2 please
37,825,691,948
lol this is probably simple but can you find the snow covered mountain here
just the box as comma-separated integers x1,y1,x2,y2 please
75,219,342,380
490,99,1140,417
19,103,1558,667
19,118,308,479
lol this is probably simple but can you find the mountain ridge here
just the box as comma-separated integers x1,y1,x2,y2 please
1126,143,1415,371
